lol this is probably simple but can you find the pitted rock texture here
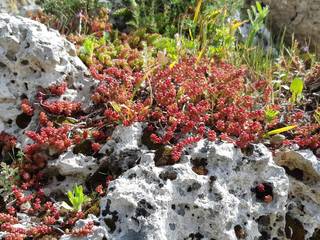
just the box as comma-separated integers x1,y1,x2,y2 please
99,123,145,177
0,13,93,136
99,142,291,240
245,0,320,54
276,150,320,240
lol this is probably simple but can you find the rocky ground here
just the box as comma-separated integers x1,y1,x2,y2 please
0,2,320,240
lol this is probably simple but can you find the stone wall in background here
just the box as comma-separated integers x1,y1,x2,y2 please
245,0,320,54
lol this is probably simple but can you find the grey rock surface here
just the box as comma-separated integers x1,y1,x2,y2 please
99,142,291,240
0,13,93,137
245,0,320,54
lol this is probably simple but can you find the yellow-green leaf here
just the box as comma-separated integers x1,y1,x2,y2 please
110,101,122,113
176,87,185,101
314,108,320,124
290,77,304,103
193,0,203,23
264,125,297,137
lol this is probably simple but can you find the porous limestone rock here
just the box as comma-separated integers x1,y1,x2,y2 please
99,142,290,240
245,0,320,54
0,13,93,136
42,152,99,195
99,123,145,176
47,151,99,177
42,175,84,196
276,150,320,239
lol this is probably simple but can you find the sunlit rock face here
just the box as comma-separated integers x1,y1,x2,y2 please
0,13,93,137
245,0,320,54
99,143,293,240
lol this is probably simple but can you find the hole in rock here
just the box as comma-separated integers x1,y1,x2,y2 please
159,169,178,181
191,158,208,175
20,60,29,65
20,94,28,100
234,225,246,239
56,174,66,182
16,113,32,129
154,145,175,166
283,166,304,181
285,214,305,240
188,232,204,240
252,182,273,203
85,161,112,192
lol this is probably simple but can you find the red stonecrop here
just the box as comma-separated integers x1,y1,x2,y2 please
71,221,94,237
21,99,34,116
23,125,72,171
42,100,81,116
0,132,17,151
48,81,68,96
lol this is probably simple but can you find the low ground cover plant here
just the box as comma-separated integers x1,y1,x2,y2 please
0,1,319,239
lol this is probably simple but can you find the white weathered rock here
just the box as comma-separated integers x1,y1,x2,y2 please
42,175,84,196
0,13,94,137
99,142,289,240
276,150,320,239
99,123,145,176
47,151,98,177
100,122,145,155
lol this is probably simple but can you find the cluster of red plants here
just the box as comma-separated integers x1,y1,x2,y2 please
0,28,319,238
0,182,93,240
89,57,270,160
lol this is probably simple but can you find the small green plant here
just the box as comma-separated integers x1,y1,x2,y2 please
289,77,304,103
0,162,19,200
246,1,269,48
265,107,279,123
67,185,90,211
79,37,96,65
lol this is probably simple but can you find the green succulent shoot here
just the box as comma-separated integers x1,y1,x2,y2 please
67,185,90,211
289,77,304,104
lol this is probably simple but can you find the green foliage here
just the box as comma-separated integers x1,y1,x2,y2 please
234,1,272,78
245,1,269,48
37,0,107,33
289,77,304,103
79,37,97,64
113,0,243,37
0,162,19,200
67,185,90,211
265,107,279,123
